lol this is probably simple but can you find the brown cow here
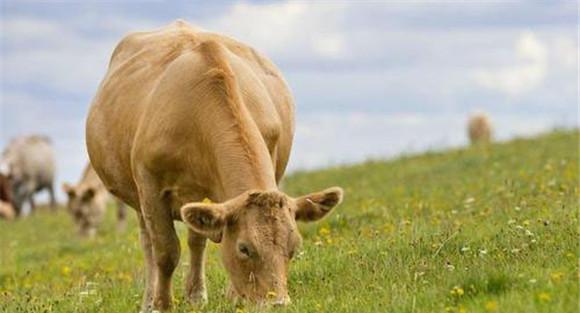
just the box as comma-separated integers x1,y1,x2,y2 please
63,164,127,238
86,20,343,311
467,112,493,145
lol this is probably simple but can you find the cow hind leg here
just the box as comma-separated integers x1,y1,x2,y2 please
28,195,35,213
137,176,180,311
12,198,23,218
116,199,127,232
185,230,208,304
47,184,57,211
12,185,25,217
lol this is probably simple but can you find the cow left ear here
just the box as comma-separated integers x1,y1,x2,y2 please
181,202,226,243
293,187,344,222
62,183,75,197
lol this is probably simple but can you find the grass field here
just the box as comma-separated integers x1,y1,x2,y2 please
0,130,578,313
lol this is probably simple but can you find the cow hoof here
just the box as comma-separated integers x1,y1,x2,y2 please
187,289,208,305
140,296,154,313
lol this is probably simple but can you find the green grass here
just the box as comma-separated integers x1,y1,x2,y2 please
1,130,578,313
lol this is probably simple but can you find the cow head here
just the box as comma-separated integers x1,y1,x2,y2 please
62,182,102,237
181,187,343,306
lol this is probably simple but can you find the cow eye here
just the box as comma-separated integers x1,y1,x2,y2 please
238,243,253,259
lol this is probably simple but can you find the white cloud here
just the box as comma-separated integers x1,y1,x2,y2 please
311,33,345,59
2,17,65,46
206,2,348,60
0,3,350,94
517,31,547,61
550,35,578,70
1,14,160,95
474,31,548,97
2,17,115,93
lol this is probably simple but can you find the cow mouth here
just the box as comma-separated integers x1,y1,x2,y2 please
227,284,290,307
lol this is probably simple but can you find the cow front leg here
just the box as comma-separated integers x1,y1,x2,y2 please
137,212,155,312
138,180,180,311
185,230,208,304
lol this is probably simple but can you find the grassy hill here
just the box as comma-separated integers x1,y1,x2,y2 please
0,130,578,313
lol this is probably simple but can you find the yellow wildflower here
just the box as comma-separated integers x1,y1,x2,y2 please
485,300,498,312
450,286,464,297
538,292,551,302
61,266,71,276
319,227,330,236
550,272,564,283
383,223,395,233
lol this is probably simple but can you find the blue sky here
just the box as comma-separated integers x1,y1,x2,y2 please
0,1,577,199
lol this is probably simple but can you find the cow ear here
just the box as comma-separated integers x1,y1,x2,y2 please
181,202,226,243
294,187,344,222
62,183,75,197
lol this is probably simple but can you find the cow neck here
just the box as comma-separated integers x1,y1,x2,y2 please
212,140,278,202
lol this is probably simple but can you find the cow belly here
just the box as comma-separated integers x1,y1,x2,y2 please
86,108,140,209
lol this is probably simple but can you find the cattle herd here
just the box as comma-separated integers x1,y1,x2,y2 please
0,20,493,311
0,137,125,237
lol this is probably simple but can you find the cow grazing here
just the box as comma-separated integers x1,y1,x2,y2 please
86,20,343,311
63,164,127,238
468,112,492,145
0,135,57,216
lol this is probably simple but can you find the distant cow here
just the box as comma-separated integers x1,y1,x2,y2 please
63,164,127,238
468,112,492,145
0,135,57,216
0,174,15,219
86,20,343,311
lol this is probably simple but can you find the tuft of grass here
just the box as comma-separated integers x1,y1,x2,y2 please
0,130,578,312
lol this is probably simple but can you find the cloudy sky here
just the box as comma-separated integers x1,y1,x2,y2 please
0,1,577,199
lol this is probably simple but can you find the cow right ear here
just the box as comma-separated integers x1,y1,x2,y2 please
293,187,343,222
62,183,75,198
181,202,226,243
